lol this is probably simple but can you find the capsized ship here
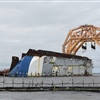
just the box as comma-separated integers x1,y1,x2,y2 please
9,49,93,77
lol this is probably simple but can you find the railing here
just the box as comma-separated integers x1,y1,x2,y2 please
0,76,100,88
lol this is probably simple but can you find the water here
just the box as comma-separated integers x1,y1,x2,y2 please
0,74,100,100
0,91,99,100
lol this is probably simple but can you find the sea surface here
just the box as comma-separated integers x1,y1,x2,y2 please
0,73,100,100
0,91,100,100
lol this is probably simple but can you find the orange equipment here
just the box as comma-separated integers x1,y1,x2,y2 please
62,25,100,55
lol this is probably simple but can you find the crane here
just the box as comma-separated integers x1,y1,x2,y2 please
62,25,100,55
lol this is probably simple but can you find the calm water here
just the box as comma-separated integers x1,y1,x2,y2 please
0,74,100,100
0,91,99,100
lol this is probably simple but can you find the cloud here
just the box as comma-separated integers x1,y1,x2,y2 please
0,2,100,73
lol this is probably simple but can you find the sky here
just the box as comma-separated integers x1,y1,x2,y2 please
0,0,100,73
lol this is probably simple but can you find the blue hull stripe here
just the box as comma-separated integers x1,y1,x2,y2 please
9,56,33,77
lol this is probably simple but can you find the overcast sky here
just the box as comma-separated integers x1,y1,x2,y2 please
0,1,100,73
